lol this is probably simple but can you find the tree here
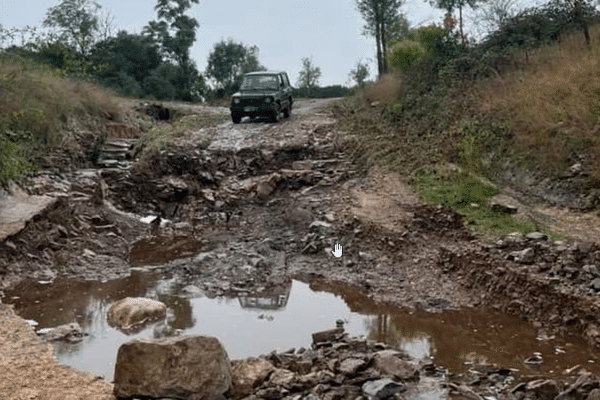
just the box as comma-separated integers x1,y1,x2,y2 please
91,31,162,91
349,60,370,87
205,38,266,95
356,0,406,77
428,0,484,45
42,0,102,55
144,0,200,100
297,57,322,97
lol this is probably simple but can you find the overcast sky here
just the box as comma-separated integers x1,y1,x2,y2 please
0,0,534,86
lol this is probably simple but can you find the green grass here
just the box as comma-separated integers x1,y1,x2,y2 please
413,171,554,240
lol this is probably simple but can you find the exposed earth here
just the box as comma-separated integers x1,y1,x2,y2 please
3,97,600,399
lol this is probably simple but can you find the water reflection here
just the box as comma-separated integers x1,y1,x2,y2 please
3,274,600,383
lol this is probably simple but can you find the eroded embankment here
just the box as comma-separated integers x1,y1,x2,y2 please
438,237,600,348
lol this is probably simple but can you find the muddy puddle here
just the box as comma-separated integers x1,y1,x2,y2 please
4,273,600,383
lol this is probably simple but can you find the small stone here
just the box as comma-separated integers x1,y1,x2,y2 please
510,248,535,264
590,278,600,291
526,232,548,241
362,378,404,400
525,379,559,400
338,358,367,376
491,202,518,214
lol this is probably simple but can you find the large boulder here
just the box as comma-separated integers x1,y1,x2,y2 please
107,297,166,333
228,357,275,399
113,335,232,399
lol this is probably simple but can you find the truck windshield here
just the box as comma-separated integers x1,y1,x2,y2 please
240,75,279,90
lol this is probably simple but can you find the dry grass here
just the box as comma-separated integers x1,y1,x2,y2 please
479,26,600,178
362,73,404,106
0,55,123,145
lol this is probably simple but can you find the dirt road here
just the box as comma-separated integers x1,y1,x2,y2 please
3,97,600,399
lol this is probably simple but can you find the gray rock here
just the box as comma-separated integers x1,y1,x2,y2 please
338,358,367,376
590,278,600,291
510,248,535,264
525,379,560,400
362,378,405,400
372,354,419,381
490,202,518,214
37,322,84,342
107,297,167,332
229,357,275,399
268,368,296,388
113,335,232,400
312,328,344,345
526,232,548,241
182,285,205,298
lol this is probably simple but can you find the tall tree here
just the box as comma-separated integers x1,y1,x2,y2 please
205,38,265,95
356,0,405,77
144,0,200,100
42,0,102,55
429,0,484,45
297,57,321,97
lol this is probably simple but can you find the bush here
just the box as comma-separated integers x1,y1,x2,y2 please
143,74,175,100
387,40,425,73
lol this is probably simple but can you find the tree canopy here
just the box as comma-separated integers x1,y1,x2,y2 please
297,57,322,97
205,38,266,96
42,0,102,55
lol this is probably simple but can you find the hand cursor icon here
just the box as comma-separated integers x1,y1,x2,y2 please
332,243,343,258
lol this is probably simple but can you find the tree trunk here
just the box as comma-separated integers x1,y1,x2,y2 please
381,18,388,74
375,3,383,78
459,5,464,46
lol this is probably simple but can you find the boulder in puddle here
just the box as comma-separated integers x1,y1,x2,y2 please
107,297,166,333
113,335,232,399
37,322,84,342
372,353,419,381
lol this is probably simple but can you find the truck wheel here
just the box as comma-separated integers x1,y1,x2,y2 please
231,114,242,124
283,103,291,118
271,110,280,123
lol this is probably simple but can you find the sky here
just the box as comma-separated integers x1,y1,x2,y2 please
0,0,534,87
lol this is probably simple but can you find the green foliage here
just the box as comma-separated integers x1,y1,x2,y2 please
413,171,554,239
205,38,266,96
42,0,102,55
297,57,322,97
349,60,370,87
387,40,425,73
483,0,600,52
144,0,200,100
292,85,352,99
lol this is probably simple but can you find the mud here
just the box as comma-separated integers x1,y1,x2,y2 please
2,97,600,399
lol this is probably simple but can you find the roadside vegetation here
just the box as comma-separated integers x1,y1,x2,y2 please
0,51,125,187
337,0,600,240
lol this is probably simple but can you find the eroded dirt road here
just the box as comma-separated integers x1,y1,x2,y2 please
3,98,600,399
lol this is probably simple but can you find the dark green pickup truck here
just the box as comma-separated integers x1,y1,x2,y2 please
230,71,293,123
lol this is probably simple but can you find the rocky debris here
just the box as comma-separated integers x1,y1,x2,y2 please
96,138,137,169
113,335,232,400
222,328,429,400
229,357,276,399
107,297,167,333
372,351,419,381
36,322,85,342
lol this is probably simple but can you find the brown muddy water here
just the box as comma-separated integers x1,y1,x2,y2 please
3,273,600,383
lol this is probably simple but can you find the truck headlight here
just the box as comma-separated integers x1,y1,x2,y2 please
232,97,240,104
265,97,273,104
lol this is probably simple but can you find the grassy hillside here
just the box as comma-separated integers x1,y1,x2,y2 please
334,24,600,239
0,52,126,187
